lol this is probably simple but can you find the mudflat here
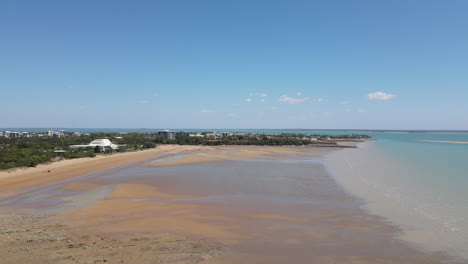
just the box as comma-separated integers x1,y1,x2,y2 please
0,145,461,263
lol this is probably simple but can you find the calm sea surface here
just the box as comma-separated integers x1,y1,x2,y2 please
327,132,468,260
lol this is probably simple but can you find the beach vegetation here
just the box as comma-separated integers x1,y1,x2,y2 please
0,132,370,170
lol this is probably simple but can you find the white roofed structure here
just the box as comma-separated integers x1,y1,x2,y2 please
70,139,119,150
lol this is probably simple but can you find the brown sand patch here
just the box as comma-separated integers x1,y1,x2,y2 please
61,200,245,240
0,211,220,264
61,181,99,191
229,150,269,158
250,213,309,223
107,183,198,200
148,146,321,167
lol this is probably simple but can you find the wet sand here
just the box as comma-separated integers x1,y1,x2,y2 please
0,211,220,264
0,145,462,263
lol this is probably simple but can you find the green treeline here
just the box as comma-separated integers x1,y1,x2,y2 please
165,133,369,146
0,132,369,170
0,133,157,170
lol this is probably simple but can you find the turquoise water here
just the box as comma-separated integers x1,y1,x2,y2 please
327,132,468,260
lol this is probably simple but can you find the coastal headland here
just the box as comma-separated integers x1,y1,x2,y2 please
0,144,461,263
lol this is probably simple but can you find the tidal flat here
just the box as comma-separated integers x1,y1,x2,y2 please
0,145,462,263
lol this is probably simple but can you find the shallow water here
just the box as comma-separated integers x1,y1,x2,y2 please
327,134,468,260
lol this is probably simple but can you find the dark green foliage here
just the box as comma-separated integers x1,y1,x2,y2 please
0,133,158,170
0,132,370,170
171,133,370,146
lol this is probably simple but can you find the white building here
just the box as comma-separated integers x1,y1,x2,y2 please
8,132,21,138
158,130,176,140
70,139,119,151
53,132,65,138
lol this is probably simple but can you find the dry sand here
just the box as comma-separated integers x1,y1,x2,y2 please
0,211,220,264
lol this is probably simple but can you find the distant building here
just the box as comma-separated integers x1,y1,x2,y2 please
221,132,232,137
204,132,217,139
53,132,65,138
22,132,31,138
70,139,119,151
158,130,176,140
176,131,188,137
8,132,21,138
47,131,54,137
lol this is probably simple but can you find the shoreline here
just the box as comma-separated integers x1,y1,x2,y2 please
0,145,201,198
0,144,462,263
326,141,468,262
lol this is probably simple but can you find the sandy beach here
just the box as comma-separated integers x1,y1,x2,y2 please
0,145,461,263
0,145,203,198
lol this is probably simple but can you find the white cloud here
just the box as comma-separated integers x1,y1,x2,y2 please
200,109,215,113
245,98,252,103
250,93,268,97
367,91,395,101
260,98,266,103
296,92,302,96
138,100,150,104
279,95,310,104
153,93,159,97
317,98,327,103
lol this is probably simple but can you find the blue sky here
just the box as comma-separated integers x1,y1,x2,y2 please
1,0,467,129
